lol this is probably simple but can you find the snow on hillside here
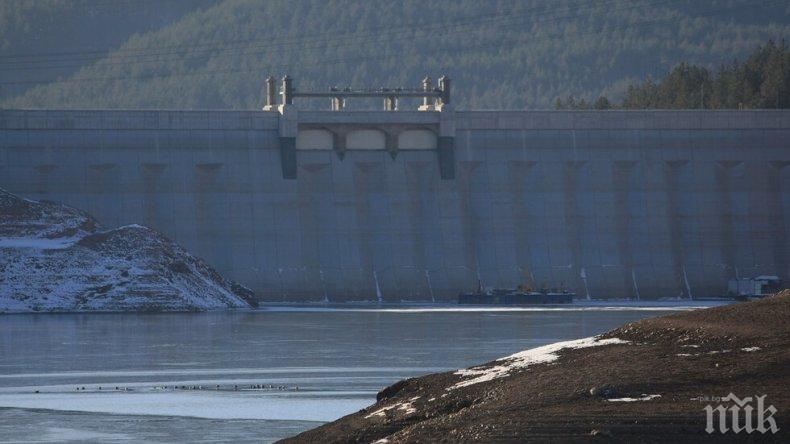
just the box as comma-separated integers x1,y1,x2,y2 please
0,189,257,313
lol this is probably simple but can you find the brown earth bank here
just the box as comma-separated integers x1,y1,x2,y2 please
282,292,790,443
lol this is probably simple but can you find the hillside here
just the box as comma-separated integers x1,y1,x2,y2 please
2,0,789,110
284,293,790,442
0,0,214,102
0,189,256,313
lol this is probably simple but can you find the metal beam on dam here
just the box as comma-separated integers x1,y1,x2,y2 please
1,109,789,301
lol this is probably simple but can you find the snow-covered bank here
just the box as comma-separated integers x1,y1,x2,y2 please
451,336,630,389
0,189,256,312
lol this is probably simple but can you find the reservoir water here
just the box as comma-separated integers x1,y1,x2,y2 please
0,302,725,443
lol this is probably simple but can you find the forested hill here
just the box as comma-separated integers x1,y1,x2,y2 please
0,0,214,100
556,40,790,109
2,0,789,110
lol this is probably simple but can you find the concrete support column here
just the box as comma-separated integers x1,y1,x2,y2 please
332,130,347,159
281,75,293,105
279,137,297,179
263,76,277,110
330,87,344,110
419,77,434,111
384,96,397,111
438,105,455,180
438,137,455,180
277,102,298,179
438,75,451,107
384,130,398,159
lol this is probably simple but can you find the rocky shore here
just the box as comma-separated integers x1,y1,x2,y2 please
0,189,256,312
284,292,790,442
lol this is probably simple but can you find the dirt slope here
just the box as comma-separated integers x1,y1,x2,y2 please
284,293,790,442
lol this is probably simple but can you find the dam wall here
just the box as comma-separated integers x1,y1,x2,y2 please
1,108,789,301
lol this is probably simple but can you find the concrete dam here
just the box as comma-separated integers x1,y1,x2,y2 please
1,104,789,301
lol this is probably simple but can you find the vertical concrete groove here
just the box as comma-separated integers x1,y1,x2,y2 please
716,161,741,281
563,161,586,296
613,161,637,299
768,162,790,279
507,160,536,288
406,161,432,299
665,160,689,297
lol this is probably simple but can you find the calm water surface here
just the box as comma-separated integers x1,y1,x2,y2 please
0,303,723,443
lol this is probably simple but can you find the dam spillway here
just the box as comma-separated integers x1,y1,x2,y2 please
1,108,789,301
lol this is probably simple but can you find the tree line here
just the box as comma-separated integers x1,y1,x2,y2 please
556,40,790,110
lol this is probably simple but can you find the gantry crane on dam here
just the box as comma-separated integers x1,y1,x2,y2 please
262,75,451,111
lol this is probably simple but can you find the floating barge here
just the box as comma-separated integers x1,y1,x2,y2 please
458,288,574,305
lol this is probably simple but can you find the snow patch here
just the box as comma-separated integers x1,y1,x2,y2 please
607,394,661,402
365,396,420,419
741,347,761,352
0,236,81,249
677,349,733,357
449,336,630,390
117,224,147,229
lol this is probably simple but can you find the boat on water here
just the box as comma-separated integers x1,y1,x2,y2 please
458,288,574,305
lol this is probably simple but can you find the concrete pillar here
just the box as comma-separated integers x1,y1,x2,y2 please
277,98,299,179
419,77,434,111
384,96,397,111
439,75,451,106
330,87,344,111
332,128,347,160
438,137,455,180
267,76,277,105
263,76,277,110
279,137,297,179
281,75,293,105
384,129,398,159
437,93,456,180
